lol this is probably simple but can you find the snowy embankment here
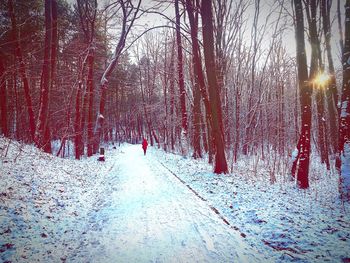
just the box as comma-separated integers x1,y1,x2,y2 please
150,147,350,262
0,137,116,262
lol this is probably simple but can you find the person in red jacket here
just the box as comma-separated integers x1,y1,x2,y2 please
142,138,148,155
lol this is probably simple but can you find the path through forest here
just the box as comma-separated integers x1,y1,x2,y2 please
2,138,349,262
68,144,260,262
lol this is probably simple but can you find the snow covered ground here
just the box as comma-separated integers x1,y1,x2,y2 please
1,137,349,262
151,147,350,263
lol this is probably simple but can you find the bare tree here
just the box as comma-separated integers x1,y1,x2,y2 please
291,0,311,188
97,0,142,148
201,0,228,174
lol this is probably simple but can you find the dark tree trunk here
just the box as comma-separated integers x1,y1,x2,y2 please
306,0,329,169
321,0,339,155
0,55,8,137
175,0,188,136
337,0,344,55
316,89,330,169
36,0,52,153
186,0,213,161
13,69,20,140
77,0,97,155
234,86,240,163
8,0,36,141
337,0,350,201
201,0,228,174
75,54,88,159
169,48,176,151
75,77,83,160
185,0,202,158
291,0,311,188
42,0,58,153
87,47,95,156
192,72,202,159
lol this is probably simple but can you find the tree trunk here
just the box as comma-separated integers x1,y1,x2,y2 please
43,0,58,153
13,69,20,140
186,0,213,161
319,0,338,157
169,46,176,151
291,0,311,188
234,86,240,163
75,73,83,159
87,47,95,156
185,0,203,158
175,0,188,154
316,89,330,169
337,0,344,55
192,71,202,159
306,0,330,169
201,0,228,174
0,55,8,137
8,0,36,141
36,0,52,153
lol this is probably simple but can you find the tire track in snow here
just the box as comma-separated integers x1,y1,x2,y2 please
156,159,247,239
148,158,221,260
150,155,256,262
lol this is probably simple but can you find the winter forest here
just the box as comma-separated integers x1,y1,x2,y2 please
1,0,350,262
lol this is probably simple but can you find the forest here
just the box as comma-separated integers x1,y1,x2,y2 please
0,0,349,201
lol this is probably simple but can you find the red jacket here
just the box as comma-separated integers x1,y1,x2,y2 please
142,139,148,149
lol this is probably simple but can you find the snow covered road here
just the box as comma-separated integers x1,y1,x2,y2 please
69,144,260,262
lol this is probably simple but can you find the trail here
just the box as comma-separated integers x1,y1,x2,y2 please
69,144,260,262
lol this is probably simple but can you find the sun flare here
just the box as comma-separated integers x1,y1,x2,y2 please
313,72,330,86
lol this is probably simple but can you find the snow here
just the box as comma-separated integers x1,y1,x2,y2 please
291,148,298,162
1,137,350,262
341,143,350,199
0,137,112,261
1,138,259,262
341,101,349,118
151,148,350,262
